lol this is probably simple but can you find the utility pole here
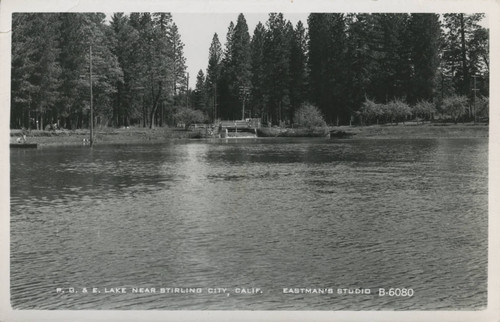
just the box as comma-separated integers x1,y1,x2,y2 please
214,84,217,122
239,85,250,121
242,95,246,121
89,45,94,146
441,71,444,103
472,75,479,123
186,72,189,108
28,92,31,130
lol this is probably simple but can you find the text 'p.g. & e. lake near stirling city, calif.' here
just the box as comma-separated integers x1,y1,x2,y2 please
9,11,489,313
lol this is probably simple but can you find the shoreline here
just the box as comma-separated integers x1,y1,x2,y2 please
10,123,489,147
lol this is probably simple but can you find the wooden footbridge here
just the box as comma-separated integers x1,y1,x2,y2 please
219,119,260,133
190,118,261,137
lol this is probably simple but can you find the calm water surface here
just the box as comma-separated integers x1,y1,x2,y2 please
10,138,488,310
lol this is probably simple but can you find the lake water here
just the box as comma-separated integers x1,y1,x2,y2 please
10,137,488,310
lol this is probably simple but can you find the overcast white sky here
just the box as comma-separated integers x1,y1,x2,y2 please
172,13,309,89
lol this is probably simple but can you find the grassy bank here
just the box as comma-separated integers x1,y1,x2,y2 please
258,122,488,139
10,122,488,146
256,127,330,137
336,123,489,139
10,127,210,146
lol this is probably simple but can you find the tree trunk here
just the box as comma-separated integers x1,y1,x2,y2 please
149,81,162,129
142,98,146,128
459,14,469,96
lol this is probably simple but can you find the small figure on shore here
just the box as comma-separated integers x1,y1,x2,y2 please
16,135,27,143
20,127,28,143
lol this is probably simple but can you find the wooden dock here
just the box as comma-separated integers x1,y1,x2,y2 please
218,119,261,137
10,143,38,149
220,119,260,130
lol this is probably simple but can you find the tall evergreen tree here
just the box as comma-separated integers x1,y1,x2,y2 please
369,14,411,104
89,14,124,127
193,70,208,113
11,13,61,129
230,14,252,120
345,14,377,116
408,13,441,103
263,13,292,125
153,13,175,126
134,13,165,127
443,13,487,97
57,13,94,129
57,13,122,129
110,13,139,126
169,22,187,99
206,33,222,120
288,20,308,122
308,13,349,125
223,21,235,62
217,15,252,120
249,22,266,120
217,21,236,119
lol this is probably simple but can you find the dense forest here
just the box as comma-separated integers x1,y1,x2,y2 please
11,12,489,129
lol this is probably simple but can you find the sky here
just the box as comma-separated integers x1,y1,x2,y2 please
172,13,309,89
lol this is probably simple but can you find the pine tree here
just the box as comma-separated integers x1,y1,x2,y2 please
263,13,291,125
193,70,208,113
216,22,236,119
289,20,308,122
345,14,377,117
369,14,411,104
88,13,123,127
230,13,252,120
308,13,349,125
249,22,266,120
11,13,61,129
169,22,187,98
443,13,487,97
223,21,235,63
408,13,441,103
216,15,252,120
152,13,174,126
130,13,162,127
56,13,93,129
206,33,222,120
110,13,137,126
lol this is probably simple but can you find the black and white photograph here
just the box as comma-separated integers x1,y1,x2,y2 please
1,0,499,321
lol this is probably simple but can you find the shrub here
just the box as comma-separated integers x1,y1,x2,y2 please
442,95,468,124
294,103,327,128
173,107,206,129
359,98,384,125
412,100,436,123
474,96,489,120
383,99,412,124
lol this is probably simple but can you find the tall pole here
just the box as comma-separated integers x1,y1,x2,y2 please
240,85,249,121
186,72,189,108
441,72,444,103
89,45,93,146
472,75,478,123
242,97,245,121
214,85,217,121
